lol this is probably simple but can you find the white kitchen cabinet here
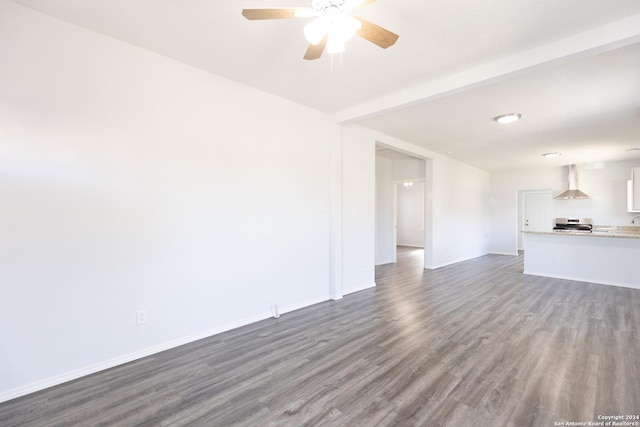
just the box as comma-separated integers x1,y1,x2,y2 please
632,168,640,212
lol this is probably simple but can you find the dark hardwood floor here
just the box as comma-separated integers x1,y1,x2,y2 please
1,247,639,426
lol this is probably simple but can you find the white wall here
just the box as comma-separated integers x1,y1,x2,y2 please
392,157,426,181
375,155,395,265
0,1,334,401
490,160,640,255
342,126,376,294
430,157,491,267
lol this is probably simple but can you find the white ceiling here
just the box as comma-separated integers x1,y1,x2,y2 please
8,0,640,171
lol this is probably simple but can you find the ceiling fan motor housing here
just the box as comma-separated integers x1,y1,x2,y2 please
312,0,350,16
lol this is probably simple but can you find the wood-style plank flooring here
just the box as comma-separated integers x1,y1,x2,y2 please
1,247,639,426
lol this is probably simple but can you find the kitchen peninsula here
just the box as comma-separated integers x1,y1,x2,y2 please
523,227,640,289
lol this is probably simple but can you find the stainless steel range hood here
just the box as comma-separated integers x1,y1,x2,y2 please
555,164,590,199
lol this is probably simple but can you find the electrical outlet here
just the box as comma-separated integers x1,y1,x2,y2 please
137,310,147,325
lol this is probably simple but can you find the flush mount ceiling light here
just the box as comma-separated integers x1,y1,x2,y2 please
493,113,522,124
541,152,562,158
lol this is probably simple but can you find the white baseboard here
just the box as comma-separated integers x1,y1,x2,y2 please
278,295,332,316
428,252,491,269
0,295,331,404
343,281,376,295
523,271,640,290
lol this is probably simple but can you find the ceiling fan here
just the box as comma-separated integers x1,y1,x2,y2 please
242,0,399,60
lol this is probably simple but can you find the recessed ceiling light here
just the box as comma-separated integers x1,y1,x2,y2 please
541,152,562,158
493,113,522,124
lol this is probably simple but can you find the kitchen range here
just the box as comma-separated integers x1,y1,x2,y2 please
552,218,593,233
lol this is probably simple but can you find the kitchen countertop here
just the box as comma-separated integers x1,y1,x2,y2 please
523,225,640,239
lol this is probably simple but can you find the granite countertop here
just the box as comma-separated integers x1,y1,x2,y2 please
524,225,640,239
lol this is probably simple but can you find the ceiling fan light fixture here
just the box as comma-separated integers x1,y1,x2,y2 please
335,16,362,40
493,113,522,124
327,34,346,54
304,17,330,45
305,13,362,47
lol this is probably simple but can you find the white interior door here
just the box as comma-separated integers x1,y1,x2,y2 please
520,190,552,250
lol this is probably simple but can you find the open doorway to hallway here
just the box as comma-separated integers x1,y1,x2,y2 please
396,245,425,269
375,144,426,267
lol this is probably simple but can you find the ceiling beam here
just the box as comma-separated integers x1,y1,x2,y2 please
333,14,640,124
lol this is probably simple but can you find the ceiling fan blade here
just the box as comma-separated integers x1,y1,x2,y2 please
303,36,328,60
354,16,399,49
242,8,311,20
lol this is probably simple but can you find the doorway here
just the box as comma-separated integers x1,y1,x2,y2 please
518,189,553,250
375,145,427,266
